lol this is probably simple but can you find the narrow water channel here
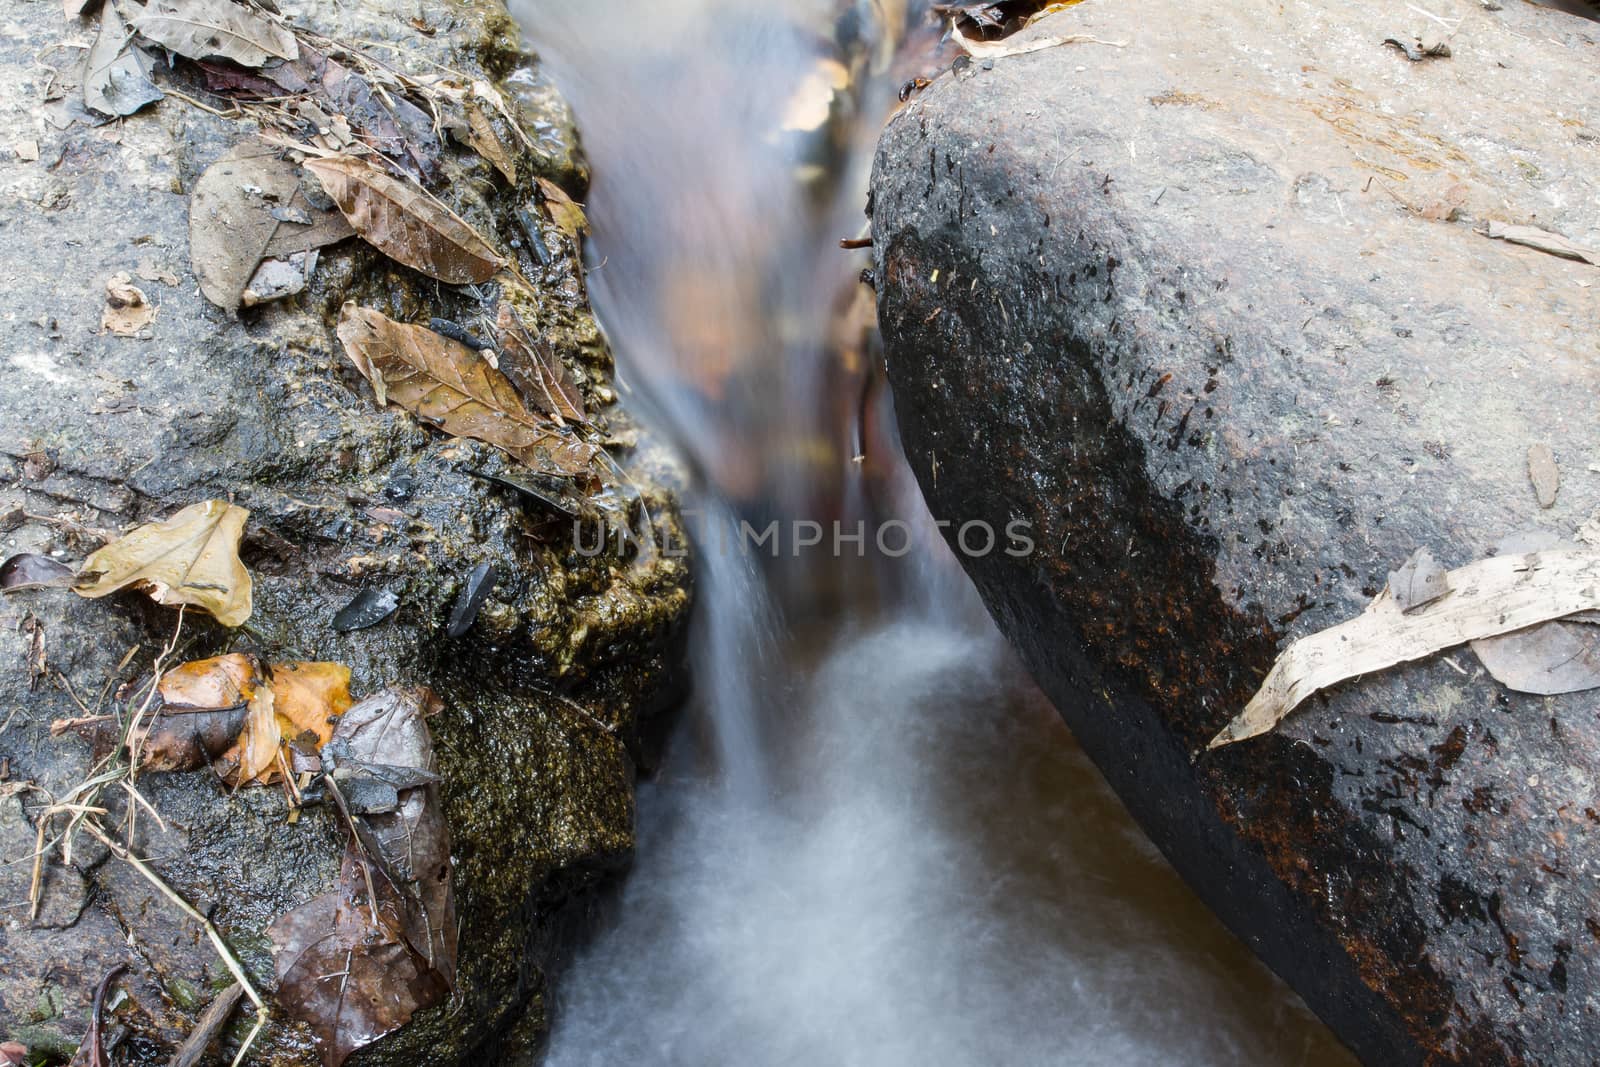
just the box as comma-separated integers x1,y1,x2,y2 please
515,2,1357,1062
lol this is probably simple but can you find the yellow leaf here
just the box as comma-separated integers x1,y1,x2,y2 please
238,684,281,784
268,661,353,750
156,653,261,708
75,500,253,627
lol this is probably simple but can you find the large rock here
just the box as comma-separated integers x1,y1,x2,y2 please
0,1,688,1062
871,3,1599,1063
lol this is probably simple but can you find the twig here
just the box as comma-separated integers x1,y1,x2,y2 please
168,982,245,1067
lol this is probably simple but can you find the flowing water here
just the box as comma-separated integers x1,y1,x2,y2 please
515,2,1357,1063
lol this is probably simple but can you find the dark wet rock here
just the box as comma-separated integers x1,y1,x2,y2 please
871,4,1599,1064
0,0,689,1063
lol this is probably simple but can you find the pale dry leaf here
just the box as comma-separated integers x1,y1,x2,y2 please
1209,548,1600,749
1387,547,1449,612
101,272,154,336
1471,619,1600,696
950,19,1120,59
83,1,164,117
1483,221,1600,266
190,141,301,312
305,154,505,284
74,499,253,626
336,304,598,477
238,684,280,784
129,0,298,67
535,177,588,242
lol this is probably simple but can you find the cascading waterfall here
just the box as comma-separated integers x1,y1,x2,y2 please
514,1,1353,1063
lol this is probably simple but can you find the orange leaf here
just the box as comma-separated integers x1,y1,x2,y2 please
269,661,353,750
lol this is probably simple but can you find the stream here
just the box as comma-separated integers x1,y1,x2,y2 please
515,1,1356,1063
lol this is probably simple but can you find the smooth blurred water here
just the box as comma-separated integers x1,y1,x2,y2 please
514,1,1355,1063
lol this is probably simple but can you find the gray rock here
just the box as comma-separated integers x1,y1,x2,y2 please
872,2,1600,1063
0,0,689,1063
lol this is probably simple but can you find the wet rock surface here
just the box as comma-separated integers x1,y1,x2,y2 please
0,0,688,1063
872,3,1599,1063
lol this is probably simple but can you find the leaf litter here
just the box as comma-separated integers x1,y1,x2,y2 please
270,687,455,1067
1210,547,1600,749
128,0,298,67
83,0,163,118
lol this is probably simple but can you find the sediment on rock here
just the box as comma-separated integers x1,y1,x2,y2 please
0,1,689,1063
872,2,1599,1063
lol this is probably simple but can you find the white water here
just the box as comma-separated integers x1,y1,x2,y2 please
515,2,1352,1063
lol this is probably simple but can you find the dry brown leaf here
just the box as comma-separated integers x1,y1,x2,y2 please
305,155,505,284
337,304,598,477
129,0,298,67
1471,620,1600,696
464,100,517,183
1209,548,1600,749
495,303,585,425
101,272,154,336
535,177,588,242
74,499,253,626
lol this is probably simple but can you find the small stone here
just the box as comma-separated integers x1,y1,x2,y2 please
1528,443,1559,508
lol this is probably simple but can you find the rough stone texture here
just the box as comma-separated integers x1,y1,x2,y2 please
0,0,688,1062
872,2,1599,1063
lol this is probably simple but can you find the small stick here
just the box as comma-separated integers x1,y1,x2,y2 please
839,236,873,249
168,982,245,1067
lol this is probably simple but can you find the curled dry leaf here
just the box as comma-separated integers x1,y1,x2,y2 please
305,155,505,284
84,1,164,118
129,0,298,67
1209,548,1600,749
270,688,454,1067
101,273,154,336
337,304,599,477
535,177,588,243
73,499,253,626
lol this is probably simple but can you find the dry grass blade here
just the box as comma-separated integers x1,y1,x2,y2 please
1209,549,1600,749
73,500,252,627
130,0,298,66
305,155,505,284
337,304,598,477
